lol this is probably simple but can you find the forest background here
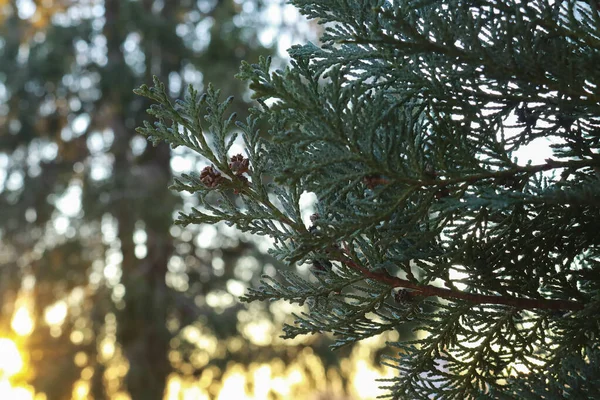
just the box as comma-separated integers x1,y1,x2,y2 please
0,1,395,399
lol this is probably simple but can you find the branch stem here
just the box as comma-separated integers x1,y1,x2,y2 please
381,158,598,188
338,254,584,312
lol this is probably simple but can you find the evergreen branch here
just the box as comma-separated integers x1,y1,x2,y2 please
373,158,599,189
333,245,584,312
137,1,600,396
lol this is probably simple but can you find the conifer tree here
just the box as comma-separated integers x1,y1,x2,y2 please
137,0,600,398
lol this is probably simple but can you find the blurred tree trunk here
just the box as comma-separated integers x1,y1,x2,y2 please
104,0,177,398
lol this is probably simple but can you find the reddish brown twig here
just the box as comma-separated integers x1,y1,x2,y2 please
335,250,584,312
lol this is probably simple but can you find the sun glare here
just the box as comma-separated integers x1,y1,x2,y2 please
4,296,397,400
44,301,68,326
11,306,34,337
0,338,34,400
162,337,397,400
0,338,23,378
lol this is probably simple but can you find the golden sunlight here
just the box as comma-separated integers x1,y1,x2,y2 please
162,337,397,400
0,338,34,400
11,306,34,337
4,297,400,400
0,338,23,378
44,301,68,326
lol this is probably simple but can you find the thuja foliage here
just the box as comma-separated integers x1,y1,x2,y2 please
135,0,600,398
